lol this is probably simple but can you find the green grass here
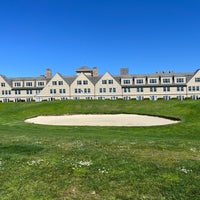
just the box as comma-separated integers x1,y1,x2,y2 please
0,99,200,199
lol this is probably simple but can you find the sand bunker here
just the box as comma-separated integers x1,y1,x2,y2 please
25,114,179,127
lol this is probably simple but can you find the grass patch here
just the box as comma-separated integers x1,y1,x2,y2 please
0,99,200,199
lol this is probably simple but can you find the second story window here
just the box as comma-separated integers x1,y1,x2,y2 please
163,86,170,92
137,87,143,92
150,87,157,92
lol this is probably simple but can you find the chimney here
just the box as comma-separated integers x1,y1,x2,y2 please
120,68,129,75
92,67,98,77
46,68,52,79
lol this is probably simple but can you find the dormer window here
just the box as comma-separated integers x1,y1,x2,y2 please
14,82,21,87
163,78,170,83
123,80,131,84
26,82,32,87
136,79,144,84
149,79,157,84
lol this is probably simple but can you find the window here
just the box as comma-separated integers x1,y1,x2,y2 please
1,83,5,87
123,88,131,93
52,81,57,85
38,82,44,86
102,80,107,84
163,78,171,83
83,80,88,85
15,90,21,95
84,88,91,93
50,89,56,94
188,86,191,91
78,89,82,93
26,90,32,94
100,88,106,93
195,77,200,82
123,80,131,84
150,87,157,92
36,89,41,94
163,86,170,92
58,81,63,85
14,82,21,87
59,89,66,94
26,82,33,87
177,86,184,92
2,90,11,95
163,96,171,100
149,79,157,84
108,80,113,84
109,88,116,93
176,78,184,83
136,79,144,84
77,80,82,85
137,87,143,92
75,88,82,93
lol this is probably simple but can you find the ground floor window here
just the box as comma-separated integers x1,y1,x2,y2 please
177,95,185,100
149,96,157,101
191,95,199,100
136,96,144,100
123,96,131,100
163,96,171,100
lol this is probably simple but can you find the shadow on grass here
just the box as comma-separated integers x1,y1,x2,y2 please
0,144,44,156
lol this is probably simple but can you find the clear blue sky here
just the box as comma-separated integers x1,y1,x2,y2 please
0,0,200,77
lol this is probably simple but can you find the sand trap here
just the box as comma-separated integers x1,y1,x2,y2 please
25,114,179,127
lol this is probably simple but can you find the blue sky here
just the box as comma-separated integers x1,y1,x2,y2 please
0,0,200,77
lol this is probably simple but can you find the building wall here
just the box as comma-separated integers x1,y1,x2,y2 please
0,69,200,102
70,73,95,100
94,72,122,100
37,73,70,101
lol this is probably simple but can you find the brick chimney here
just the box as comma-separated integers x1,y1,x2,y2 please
120,68,129,75
46,68,52,79
92,67,98,77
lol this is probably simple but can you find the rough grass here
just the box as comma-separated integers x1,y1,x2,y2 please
0,99,200,199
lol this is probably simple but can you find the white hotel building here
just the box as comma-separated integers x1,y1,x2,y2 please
0,66,200,102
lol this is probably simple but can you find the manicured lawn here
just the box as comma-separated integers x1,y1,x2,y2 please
0,100,200,199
